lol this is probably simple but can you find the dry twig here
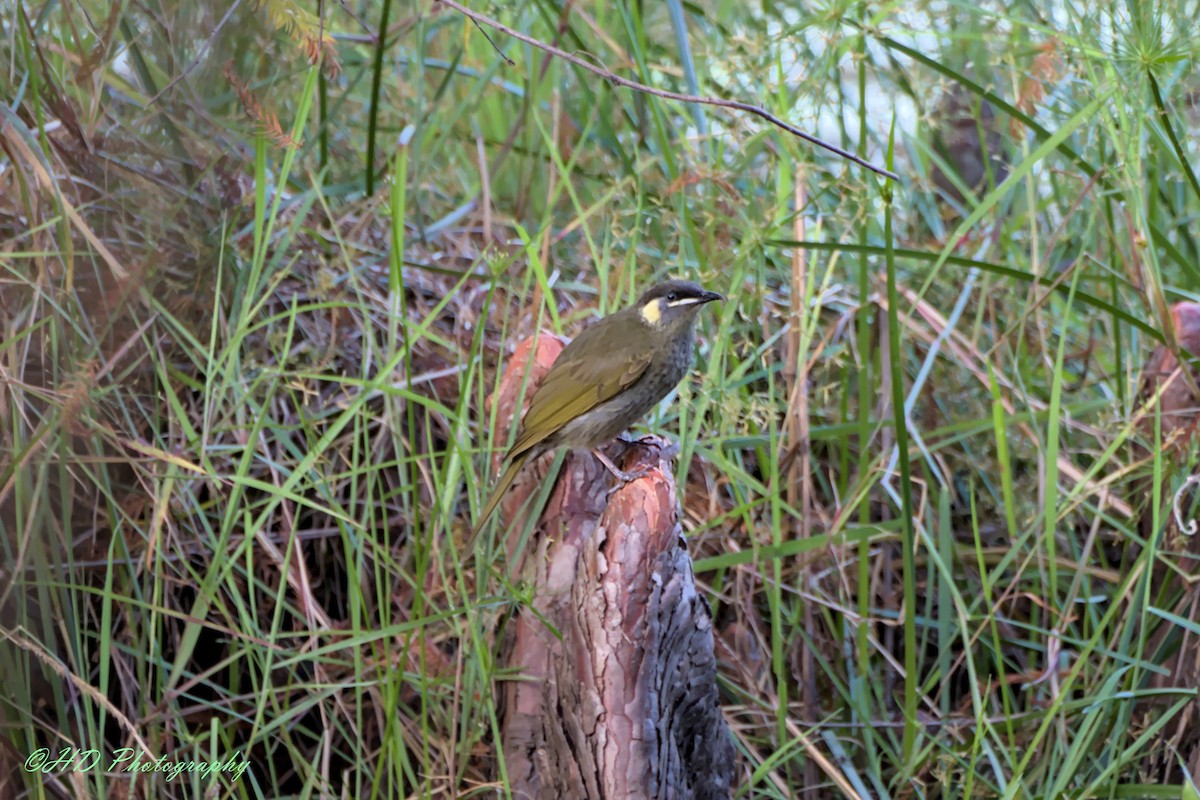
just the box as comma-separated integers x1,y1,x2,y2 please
436,0,899,181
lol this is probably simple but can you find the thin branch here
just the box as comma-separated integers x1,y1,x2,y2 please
470,17,516,65
145,0,243,107
436,0,898,181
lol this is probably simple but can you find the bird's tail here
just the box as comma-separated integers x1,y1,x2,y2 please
467,453,528,548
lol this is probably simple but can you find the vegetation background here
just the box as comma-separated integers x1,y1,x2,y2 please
2,0,1199,797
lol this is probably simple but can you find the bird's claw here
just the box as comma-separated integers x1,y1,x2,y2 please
618,431,660,447
616,432,679,459
592,449,651,486
655,439,681,460
602,465,653,500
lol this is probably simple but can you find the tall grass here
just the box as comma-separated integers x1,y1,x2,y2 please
2,0,1200,797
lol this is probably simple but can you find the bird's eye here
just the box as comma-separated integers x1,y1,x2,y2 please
667,292,678,302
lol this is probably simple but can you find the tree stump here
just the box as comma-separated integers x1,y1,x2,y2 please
1135,302,1200,540
483,332,735,800
1135,301,1200,778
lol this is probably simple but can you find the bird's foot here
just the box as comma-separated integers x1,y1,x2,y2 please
617,431,659,446
592,448,652,485
654,438,681,460
615,432,679,459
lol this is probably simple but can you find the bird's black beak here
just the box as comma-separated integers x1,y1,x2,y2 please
699,290,724,304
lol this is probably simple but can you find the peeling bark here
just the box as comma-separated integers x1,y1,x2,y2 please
1135,302,1200,778
487,333,734,800
1133,302,1200,549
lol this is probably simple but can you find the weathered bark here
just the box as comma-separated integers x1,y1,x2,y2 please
486,332,735,800
1133,302,1200,541
1134,302,1200,778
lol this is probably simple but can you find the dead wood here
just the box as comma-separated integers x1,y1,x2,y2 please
1134,301,1200,778
1133,301,1200,543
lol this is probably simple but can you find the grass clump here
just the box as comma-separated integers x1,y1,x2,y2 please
3,0,1200,797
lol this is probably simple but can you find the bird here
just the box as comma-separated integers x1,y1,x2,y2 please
471,279,723,540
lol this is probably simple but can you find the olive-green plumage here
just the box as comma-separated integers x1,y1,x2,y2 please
472,279,722,539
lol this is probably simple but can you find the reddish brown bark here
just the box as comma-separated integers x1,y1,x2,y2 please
1135,302,1200,544
1139,302,1200,448
1136,302,1200,778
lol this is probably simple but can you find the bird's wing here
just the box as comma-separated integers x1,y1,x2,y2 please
505,320,653,459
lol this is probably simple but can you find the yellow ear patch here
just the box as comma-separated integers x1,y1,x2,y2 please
640,299,662,325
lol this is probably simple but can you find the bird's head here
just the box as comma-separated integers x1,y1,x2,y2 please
636,279,723,330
